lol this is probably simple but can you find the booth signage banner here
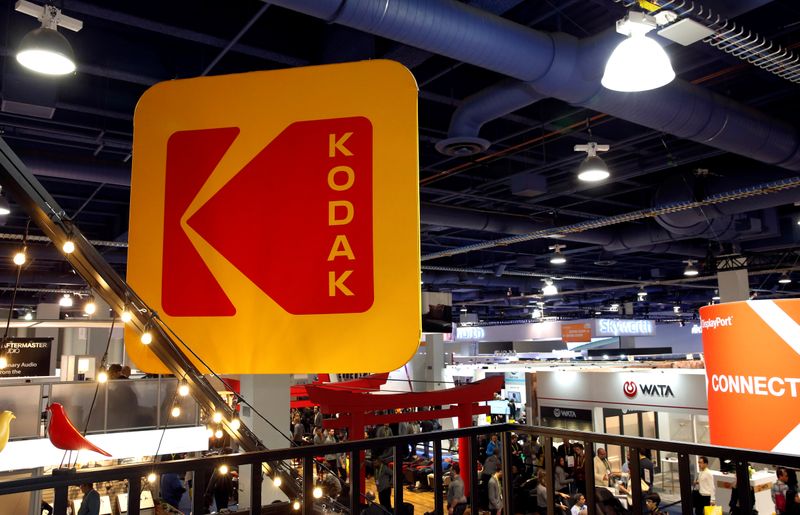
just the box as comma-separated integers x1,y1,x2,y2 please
700,299,800,454
0,338,52,377
127,61,420,373
595,319,655,337
561,322,592,343
540,406,593,422
536,369,707,412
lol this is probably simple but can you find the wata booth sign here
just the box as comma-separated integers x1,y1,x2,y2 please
127,61,420,373
701,299,800,455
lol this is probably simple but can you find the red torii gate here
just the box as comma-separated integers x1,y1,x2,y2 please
307,375,503,491
290,373,389,408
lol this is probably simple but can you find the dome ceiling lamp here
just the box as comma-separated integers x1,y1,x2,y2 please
574,142,611,182
14,1,83,76
602,11,676,92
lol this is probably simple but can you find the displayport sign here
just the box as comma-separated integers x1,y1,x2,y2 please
700,299,800,455
127,61,420,374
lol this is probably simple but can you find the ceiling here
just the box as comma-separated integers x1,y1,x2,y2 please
0,0,798,323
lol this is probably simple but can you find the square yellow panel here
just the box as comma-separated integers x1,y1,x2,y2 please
127,61,420,374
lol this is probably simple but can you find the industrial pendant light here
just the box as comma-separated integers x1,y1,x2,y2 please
0,187,10,216
542,279,558,296
602,11,675,92
549,244,567,265
683,259,699,277
778,273,792,284
14,2,83,76
574,142,611,182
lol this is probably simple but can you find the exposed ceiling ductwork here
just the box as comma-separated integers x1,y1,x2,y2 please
270,0,800,170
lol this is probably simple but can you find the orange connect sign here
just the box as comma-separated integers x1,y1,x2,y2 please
561,323,592,343
700,299,800,454
126,61,420,374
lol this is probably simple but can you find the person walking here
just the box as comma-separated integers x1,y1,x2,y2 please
374,458,393,511
773,467,791,515
488,470,503,515
693,456,715,515
77,483,100,515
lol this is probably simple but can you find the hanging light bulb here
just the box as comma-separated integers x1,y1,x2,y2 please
273,476,282,487
212,411,223,424
140,331,153,345
292,500,301,511
178,380,190,397
574,142,611,182
778,273,792,284
548,244,567,265
542,279,558,296
206,426,214,438
218,464,229,475
683,259,699,277
13,250,26,266
84,296,96,315
59,294,73,307
97,370,108,383
120,309,133,323
147,473,157,483
171,405,181,418
62,240,75,254
313,486,323,499
214,429,223,439
230,418,241,431
602,11,675,92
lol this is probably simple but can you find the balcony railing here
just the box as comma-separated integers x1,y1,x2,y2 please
1,422,798,515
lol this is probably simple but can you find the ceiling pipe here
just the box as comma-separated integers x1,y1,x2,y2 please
269,0,800,171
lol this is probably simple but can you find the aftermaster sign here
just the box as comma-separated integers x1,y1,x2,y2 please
0,338,52,377
127,61,420,373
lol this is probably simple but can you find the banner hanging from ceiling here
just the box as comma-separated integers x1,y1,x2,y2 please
700,299,800,455
127,61,420,373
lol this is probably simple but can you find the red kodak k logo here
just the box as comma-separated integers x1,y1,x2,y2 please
162,117,374,316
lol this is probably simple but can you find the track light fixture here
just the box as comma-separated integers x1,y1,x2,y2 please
683,259,699,277
602,11,675,92
15,1,83,76
59,293,73,307
548,244,567,265
574,142,611,182
542,279,558,296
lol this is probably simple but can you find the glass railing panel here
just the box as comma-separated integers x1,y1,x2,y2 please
106,379,159,431
3,384,43,439
50,382,106,433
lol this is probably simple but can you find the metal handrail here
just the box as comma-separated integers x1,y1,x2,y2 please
2,422,797,515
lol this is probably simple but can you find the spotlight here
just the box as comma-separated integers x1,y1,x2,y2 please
97,370,108,383
230,418,241,431
542,279,558,296
574,142,611,182
778,273,792,284
62,240,75,254
602,11,675,92
84,297,96,315
171,405,181,418
549,244,567,265
0,188,10,216
683,259,699,277
147,473,156,483
212,412,223,423
59,294,73,307
218,464,229,475
13,251,26,266
313,486,323,499
14,2,82,76
178,380,190,397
